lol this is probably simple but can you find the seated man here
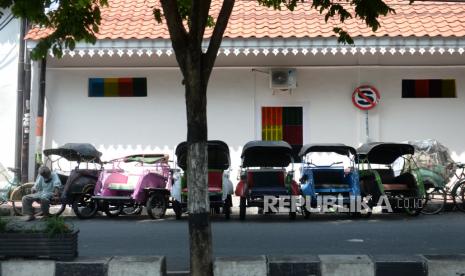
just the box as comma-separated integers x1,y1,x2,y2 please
22,166,61,221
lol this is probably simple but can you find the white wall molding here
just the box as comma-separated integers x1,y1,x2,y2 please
43,46,465,58
26,37,465,58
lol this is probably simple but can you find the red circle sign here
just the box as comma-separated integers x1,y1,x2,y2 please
352,85,380,110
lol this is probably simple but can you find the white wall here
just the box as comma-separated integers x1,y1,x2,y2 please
44,68,187,156
41,65,465,176
0,12,19,168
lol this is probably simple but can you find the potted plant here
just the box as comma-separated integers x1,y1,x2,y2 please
0,216,78,261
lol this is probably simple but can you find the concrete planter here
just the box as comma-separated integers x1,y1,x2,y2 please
0,230,78,261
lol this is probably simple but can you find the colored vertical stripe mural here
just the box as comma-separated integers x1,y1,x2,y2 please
88,78,147,97
402,79,456,98
262,107,283,141
262,106,303,160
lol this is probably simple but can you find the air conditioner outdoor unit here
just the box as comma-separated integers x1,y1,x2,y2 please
270,68,297,89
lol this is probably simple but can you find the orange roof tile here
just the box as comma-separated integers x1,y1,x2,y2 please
26,0,465,40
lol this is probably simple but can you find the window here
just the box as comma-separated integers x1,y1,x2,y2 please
262,106,303,161
402,79,456,98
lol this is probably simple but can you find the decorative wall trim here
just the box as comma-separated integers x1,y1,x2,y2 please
44,46,465,58
26,38,465,58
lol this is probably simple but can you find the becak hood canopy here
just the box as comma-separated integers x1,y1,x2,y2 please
43,143,102,163
357,142,414,164
241,140,293,168
175,140,230,171
299,143,356,157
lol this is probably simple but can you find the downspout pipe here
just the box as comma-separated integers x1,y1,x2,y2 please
21,50,31,183
14,18,26,181
35,58,46,177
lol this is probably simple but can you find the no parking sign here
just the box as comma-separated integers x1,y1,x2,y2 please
352,85,380,110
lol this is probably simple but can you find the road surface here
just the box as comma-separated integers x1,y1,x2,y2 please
71,211,465,271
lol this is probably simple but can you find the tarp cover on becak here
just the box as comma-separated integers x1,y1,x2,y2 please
407,139,455,181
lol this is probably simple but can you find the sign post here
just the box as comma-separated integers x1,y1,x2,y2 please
365,110,369,141
352,85,380,142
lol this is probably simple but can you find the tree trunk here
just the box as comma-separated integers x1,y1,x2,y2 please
158,1,235,274
185,76,212,276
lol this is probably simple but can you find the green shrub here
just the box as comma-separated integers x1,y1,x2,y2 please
0,216,73,235
44,216,72,236
0,217,7,233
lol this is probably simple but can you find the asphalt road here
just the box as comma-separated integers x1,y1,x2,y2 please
72,211,465,271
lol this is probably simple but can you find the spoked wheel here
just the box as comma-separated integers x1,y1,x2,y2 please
239,197,246,221
211,207,221,215
349,212,362,218
72,193,98,219
405,196,423,217
303,207,311,219
460,187,465,212
289,211,296,220
10,182,35,216
33,196,67,217
122,205,143,216
360,210,372,218
403,190,424,217
405,207,422,216
104,203,123,217
12,199,66,217
359,195,373,218
348,205,369,219
453,182,465,212
46,200,67,217
223,205,231,220
11,200,43,216
11,200,25,216
146,193,167,219
173,200,182,220
223,195,232,220
421,187,446,215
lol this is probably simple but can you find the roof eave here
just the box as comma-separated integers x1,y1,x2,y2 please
26,37,465,58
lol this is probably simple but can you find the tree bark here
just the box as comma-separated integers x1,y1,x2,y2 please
186,76,211,276
187,141,211,276
160,1,235,275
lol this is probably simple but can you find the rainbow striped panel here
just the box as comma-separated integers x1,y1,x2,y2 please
262,106,303,160
89,78,147,97
402,79,456,98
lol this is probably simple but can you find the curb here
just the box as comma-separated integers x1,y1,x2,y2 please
1,254,465,275
320,255,373,276
214,256,267,276
268,255,320,276
0,256,166,276
372,255,427,276
215,254,465,276
424,254,465,276
56,257,111,276
1,260,55,276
